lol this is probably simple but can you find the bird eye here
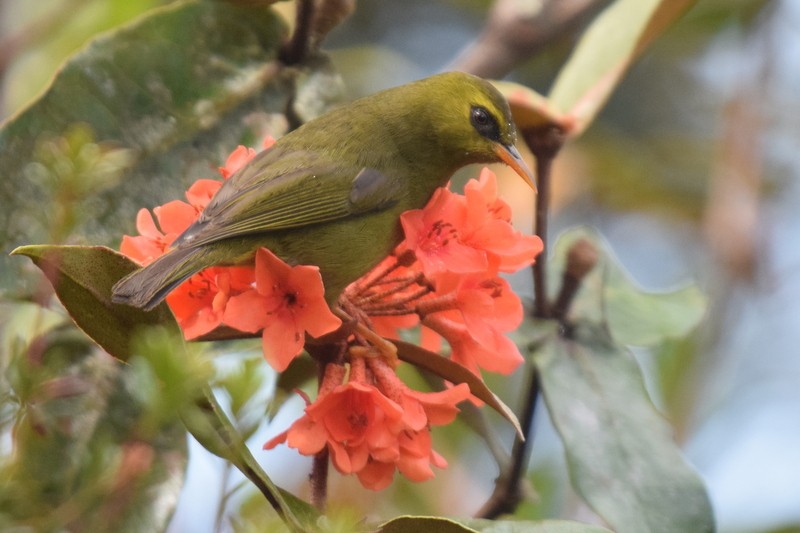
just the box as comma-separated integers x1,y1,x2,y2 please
470,105,501,142
472,107,489,125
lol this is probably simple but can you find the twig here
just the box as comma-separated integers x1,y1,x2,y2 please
450,0,612,79
476,124,564,519
551,238,599,322
528,125,566,318
280,0,316,65
310,447,329,511
304,344,337,510
476,364,540,518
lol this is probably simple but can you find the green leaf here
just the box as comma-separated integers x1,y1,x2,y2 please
0,0,326,294
379,516,478,533
0,301,68,359
380,517,615,533
535,323,714,533
467,519,614,533
10,245,176,361
550,227,706,346
549,0,697,136
392,339,524,440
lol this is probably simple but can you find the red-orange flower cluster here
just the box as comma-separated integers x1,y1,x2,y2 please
119,137,341,367
265,357,471,490
120,139,543,492
348,167,543,377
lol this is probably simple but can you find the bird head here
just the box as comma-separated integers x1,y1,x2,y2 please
417,72,536,190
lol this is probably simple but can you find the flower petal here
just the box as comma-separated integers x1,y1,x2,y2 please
261,312,304,372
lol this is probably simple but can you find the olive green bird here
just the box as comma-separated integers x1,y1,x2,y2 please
112,71,534,311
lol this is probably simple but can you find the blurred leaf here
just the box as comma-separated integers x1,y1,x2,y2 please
392,338,523,440
493,81,575,134
550,228,706,346
578,130,711,220
11,245,176,361
11,244,316,530
219,356,268,418
184,387,321,533
0,301,68,360
468,519,614,532
197,325,261,342
534,323,714,533
653,334,701,440
0,331,188,533
0,0,332,295
276,355,317,394
380,516,614,533
2,0,167,116
549,0,697,136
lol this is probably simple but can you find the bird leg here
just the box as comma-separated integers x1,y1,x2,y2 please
333,304,399,366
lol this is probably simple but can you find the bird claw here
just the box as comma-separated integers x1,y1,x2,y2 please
353,322,399,366
334,306,399,367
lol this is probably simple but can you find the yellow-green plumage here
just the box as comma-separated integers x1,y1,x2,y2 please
112,71,533,310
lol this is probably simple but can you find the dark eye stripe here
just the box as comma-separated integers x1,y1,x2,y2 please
470,105,501,142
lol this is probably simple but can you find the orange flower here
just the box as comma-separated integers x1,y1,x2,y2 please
217,137,274,179
166,267,255,339
265,359,470,490
431,272,523,348
185,179,223,212
400,169,542,278
218,145,257,179
461,168,543,272
120,201,196,266
423,314,524,376
400,188,488,276
223,248,341,371
264,370,406,476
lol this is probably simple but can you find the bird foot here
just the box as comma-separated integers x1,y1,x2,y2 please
334,306,399,367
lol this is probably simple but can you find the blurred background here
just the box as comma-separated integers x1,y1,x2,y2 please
1,1,798,532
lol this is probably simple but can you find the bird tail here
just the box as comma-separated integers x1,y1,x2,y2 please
112,246,207,311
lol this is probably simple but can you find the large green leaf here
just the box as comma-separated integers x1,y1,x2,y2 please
548,0,697,136
0,0,319,294
550,227,706,346
11,244,176,361
535,323,714,533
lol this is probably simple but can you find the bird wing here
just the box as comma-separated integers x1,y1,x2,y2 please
175,146,405,248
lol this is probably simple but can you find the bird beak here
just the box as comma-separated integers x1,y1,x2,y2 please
493,143,536,191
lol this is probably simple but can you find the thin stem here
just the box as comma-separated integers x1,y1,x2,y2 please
280,0,315,65
360,286,432,313
345,257,403,299
529,125,564,318
551,238,598,322
477,124,564,519
507,365,541,498
355,274,425,305
310,448,329,511
360,309,417,317
476,366,540,518
305,347,335,511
